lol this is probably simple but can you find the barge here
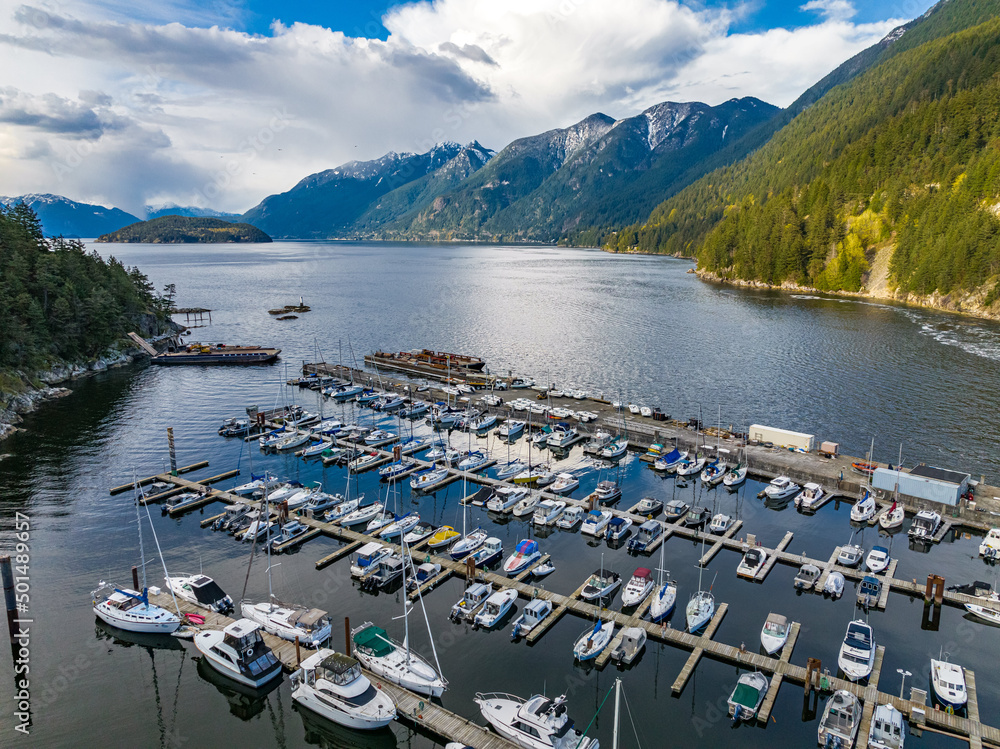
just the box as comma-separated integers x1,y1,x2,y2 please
364,349,489,383
152,343,280,365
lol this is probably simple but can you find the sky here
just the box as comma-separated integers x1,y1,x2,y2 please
0,0,936,215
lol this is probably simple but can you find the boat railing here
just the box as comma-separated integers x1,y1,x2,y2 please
475,691,526,705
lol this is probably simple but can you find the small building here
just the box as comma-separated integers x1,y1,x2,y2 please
872,464,969,506
749,424,816,452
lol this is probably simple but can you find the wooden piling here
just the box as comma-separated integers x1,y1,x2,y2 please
1,556,17,649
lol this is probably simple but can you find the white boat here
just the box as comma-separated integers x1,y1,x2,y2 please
760,612,789,655
675,455,707,477
793,563,820,590
379,459,415,480
818,690,861,748
365,509,396,535
838,541,864,568
879,502,905,530
511,599,552,640
593,480,622,504
338,501,382,527
649,537,677,623
470,537,504,567
909,510,942,540
980,528,1000,559
498,419,526,439
450,528,488,560
851,490,878,522
838,619,876,681
610,627,647,666
722,462,748,487
547,427,579,449
292,649,396,729
580,564,622,601
686,588,714,633
503,539,542,575
410,466,451,492
865,546,891,574
470,413,498,431
165,573,234,614
585,429,614,453
795,482,826,510
349,542,391,578
581,509,612,536
701,460,728,486
737,547,767,578
599,437,628,459
964,593,1000,624
458,450,490,472
474,692,598,749
573,619,614,661
487,486,528,512
654,448,687,471
556,505,584,529
532,499,566,527
511,491,540,517
764,476,799,500
633,496,663,516
241,601,330,647
474,589,518,628
233,473,283,497
708,512,734,534
868,703,906,749
379,512,420,540
627,404,639,414
449,581,493,622
549,472,580,495
626,519,663,552
351,621,447,697
350,451,384,472
620,568,654,607
604,516,632,542
728,671,770,722
639,406,653,418
930,658,967,711
194,618,282,688
496,460,529,481
403,522,436,545
161,491,204,515
301,438,334,457
824,571,846,599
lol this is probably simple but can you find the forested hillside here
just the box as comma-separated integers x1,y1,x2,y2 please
97,215,271,243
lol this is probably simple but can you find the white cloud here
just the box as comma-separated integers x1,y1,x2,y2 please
0,0,909,213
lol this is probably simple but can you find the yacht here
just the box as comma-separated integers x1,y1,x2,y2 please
532,499,566,527
599,437,628,459
165,574,234,614
817,690,861,748
584,429,614,453
503,540,542,576
573,619,615,661
879,502,905,530
457,450,490,472
161,491,203,515
349,543,392,578
794,482,826,510
930,658,967,711
498,419,526,439
379,512,420,540
675,455,707,477
269,520,309,552
728,671,770,722
620,568,654,607
496,460,530,481
511,491,540,517
686,588,715,633
581,510,613,536
338,501,383,527
511,598,553,640
866,546,891,574
838,619,876,681
593,480,622,504
379,459,415,481
722,462,748,487
556,505,584,530
474,692,599,749
351,622,447,697
549,472,580,495
979,527,1000,559
764,476,799,500
701,460,728,486
909,510,942,540
760,612,789,655
291,649,396,729
449,581,493,622
708,512,734,534
487,486,528,512
579,568,622,602
194,618,282,688
547,426,579,449
241,601,331,647
605,516,632,542
868,703,906,749
410,466,451,492
470,537,504,567
91,585,181,634
450,528,488,560
649,534,677,624
653,448,687,471
474,589,518,628
736,547,767,578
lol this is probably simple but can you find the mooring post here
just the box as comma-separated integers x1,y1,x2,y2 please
934,575,945,606
1,555,17,649
167,427,178,476
344,616,351,654
466,556,476,581
132,565,139,590
295,635,301,666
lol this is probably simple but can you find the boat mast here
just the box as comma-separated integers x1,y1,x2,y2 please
139,482,183,617
613,677,622,749
265,486,273,610
133,474,148,592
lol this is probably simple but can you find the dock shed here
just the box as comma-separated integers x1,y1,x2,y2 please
872,464,970,506
748,424,816,452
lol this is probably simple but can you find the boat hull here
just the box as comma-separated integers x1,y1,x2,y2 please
292,684,395,729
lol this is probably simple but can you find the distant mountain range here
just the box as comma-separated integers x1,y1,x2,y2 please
0,194,139,238
145,204,241,221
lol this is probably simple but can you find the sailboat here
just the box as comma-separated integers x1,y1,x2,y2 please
686,536,715,633
450,472,486,559
648,529,677,623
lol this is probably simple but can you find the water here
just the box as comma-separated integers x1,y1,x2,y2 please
2,241,999,748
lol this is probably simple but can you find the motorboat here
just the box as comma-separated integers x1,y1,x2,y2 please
610,627,647,665
868,703,906,749
584,429,614,453
511,599,553,639
503,539,542,576
410,466,451,492
269,481,306,504
424,443,459,463
605,516,632,542
549,472,580,495
664,499,690,521
240,514,275,544
514,465,553,485
496,460,529,481
338,501,382,527
824,571,846,599
838,542,864,568
194,618,282,688
627,404,640,415
580,568,622,601
600,437,629,459
426,525,460,549
817,690,861,748
866,546,891,574
722,462,748,487
728,671,770,722
474,692,598,749
165,573,234,614
764,476,799,500
639,406,653,418
487,486,528,512
161,491,203,515
212,503,251,532
474,589,518,628
980,528,1000,559
402,522,436,546
301,490,343,517
407,562,442,593
379,512,421,540
653,448,687,472
593,480,622,504
675,455,707,477
349,543,392,578
851,490,878,522
879,502,905,530
450,528,488,560
930,658,967,711
351,622,447,697
581,510,613,536
241,601,331,647
909,510,942,540
458,450,491,472
736,547,767,578
291,649,396,729
511,492,540,517
626,520,663,552
857,575,882,608
532,499,566,527
350,451,384,472
270,520,309,552
795,482,826,510
708,512,734,534
573,619,615,661
620,568,654,607
760,612,789,655
532,561,555,578
547,426,579,449
233,474,283,498
964,593,1000,624
838,619,876,681
793,564,820,590
682,506,711,529
470,537,504,567
400,400,429,418
497,419,526,439
557,505,585,529
330,384,363,401
633,496,663,516
449,581,493,622
701,460,728,486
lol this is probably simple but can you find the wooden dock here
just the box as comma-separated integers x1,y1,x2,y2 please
754,531,794,582
671,603,729,694
757,621,801,724
108,461,210,494
698,521,743,567
315,540,363,570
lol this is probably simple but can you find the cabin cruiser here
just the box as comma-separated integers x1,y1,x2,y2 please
737,547,767,578
580,569,622,601
474,691,598,749
728,671,770,722
584,429,614,454
291,649,396,729
165,573,234,614
532,499,566,527
349,543,392,578
626,520,663,553
573,620,615,661
511,598,553,640
557,505,585,529
838,542,864,568
909,510,942,540
511,491,540,517
633,496,663,516
682,506,711,529
868,703,906,749
241,601,330,647
212,503,251,532
549,472,580,495
708,511,734,534
194,618,282,688
593,480,622,504
930,658,967,711
620,568,654,607
764,476,799,500
857,575,882,608
360,556,403,592
664,499,690,521
449,581,493,622
474,589,518,628
487,486,528,512
795,482,826,510
470,537,504,567
503,540,542,576
817,690,861,749
547,426,579,449
161,491,203,515
793,564,820,590
351,622,447,697
233,474,283,498
269,520,309,552
838,619,876,681
866,546,891,574
760,612,789,655
605,516,632,542
581,510,613,537
980,528,1000,559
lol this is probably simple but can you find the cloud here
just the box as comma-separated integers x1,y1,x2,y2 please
0,0,910,213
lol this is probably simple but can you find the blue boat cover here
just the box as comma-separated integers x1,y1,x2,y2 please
663,448,682,462
515,539,538,555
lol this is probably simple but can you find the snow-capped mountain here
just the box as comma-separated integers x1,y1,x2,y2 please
0,194,139,237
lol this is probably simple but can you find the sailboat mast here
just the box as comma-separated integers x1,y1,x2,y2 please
613,677,622,749
134,476,147,591
401,535,411,662
265,486,273,607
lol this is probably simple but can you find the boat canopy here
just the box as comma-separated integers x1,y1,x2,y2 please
732,681,763,709
633,568,652,579
639,520,659,533
353,625,395,657
663,448,682,463
190,577,227,605
515,540,538,555
316,653,362,685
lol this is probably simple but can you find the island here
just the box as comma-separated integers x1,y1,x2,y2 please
96,215,272,243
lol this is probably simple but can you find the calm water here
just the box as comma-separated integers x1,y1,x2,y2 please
1,241,999,748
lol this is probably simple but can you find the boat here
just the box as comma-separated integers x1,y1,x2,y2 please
909,510,942,540
511,492,540,517
760,613,789,655
233,474,283,497
532,499,566,527
824,571,846,599
406,562,442,593
795,482,826,510
270,519,309,552
701,460,728,486
979,528,1000,559
350,451,384,472
165,573,234,614
470,537,504,567
600,437,628,459
737,547,767,578
626,519,663,552
449,581,493,622
817,690,861,748
838,533,864,567
648,536,677,623
532,561,555,578
514,465,553,485
503,539,542,575
593,480,622,504
664,499,690,521
470,413,498,432
498,419,526,439
351,622,446,697
930,657,967,711
728,671,770,722
450,528,487,560
675,455,707,477
627,404,639,415
633,496,663,516
410,466,451,492
573,619,615,661
964,593,1000,624
852,460,878,475
457,450,491,472
722,462,748,488
857,575,882,608
580,564,622,601
474,692,598,749
851,490,878,522
349,542,392,578
496,460,529,481
152,343,281,365
585,429,614,453
194,617,283,690
426,525,460,549
365,508,397,536
474,589,519,628
686,539,716,633
605,516,632,542
577,511,610,538
487,486,528,512
161,491,204,515
879,502,905,530
330,384,364,402
620,568,654,607
242,600,330,647
838,619,876,681
556,505,584,529
793,564,820,590
378,459,414,481
866,546,891,574
654,448,687,472
682,506,711,529
338,501,383,527
511,598,553,640
301,490,343,516
547,426,579,449
610,626,647,665
708,511,734,534
868,703,906,749
549,472,580,495
291,649,396,729
213,503,251,532
274,431,311,451
764,476,800,500
400,400,430,418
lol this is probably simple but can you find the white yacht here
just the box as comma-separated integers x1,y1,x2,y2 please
579,568,621,601
291,649,396,729
194,618,282,688
760,612,789,655
930,658,967,711
620,568,654,607
474,589,519,628
736,547,767,578
851,490,878,522
532,499,566,527
909,510,942,540
865,546,891,574
838,619,876,681
449,581,493,622
795,482,826,510
351,622,447,697
722,462,747,487
511,491,540,517
338,501,383,527
708,512,734,534
573,620,615,661
165,573,234,614
980,527,1000,559
868,703,906,749
487,486,528,512
474,692,598,749
549,472,580,495
580,509,612,537
503,539,542,576
879,502,905,530
556,505,585,529
675,455,707,477
91,585,182,634
547,427,579,449
511,598,553,640
349,542,392,578
764,476,799,500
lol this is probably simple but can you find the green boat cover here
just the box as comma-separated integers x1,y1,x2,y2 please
732,682,762,709
352,625,395,657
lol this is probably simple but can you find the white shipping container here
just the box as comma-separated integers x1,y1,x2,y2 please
749,424,816,452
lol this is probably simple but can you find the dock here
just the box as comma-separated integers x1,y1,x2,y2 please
757,621,801,723
754,531,794,582
698,521,743,567
671,603,729,694
108,461,210,494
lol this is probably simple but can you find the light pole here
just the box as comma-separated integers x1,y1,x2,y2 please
897,668,912,699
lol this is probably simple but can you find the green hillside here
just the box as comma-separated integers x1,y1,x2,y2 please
97,215,271,244
613,0,1000,301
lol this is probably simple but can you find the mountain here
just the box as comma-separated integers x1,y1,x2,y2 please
145,204,242,221
241,142,494,238
0,194,139,238
612,0,1000,315
96,216,271,244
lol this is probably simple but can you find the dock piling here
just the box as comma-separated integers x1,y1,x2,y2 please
131,565,139,590
1,555,17,650
167,427,177,475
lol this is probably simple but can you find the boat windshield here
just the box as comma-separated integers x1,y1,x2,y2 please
316,653,363,686
827,708,855,730
846,624,871,648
